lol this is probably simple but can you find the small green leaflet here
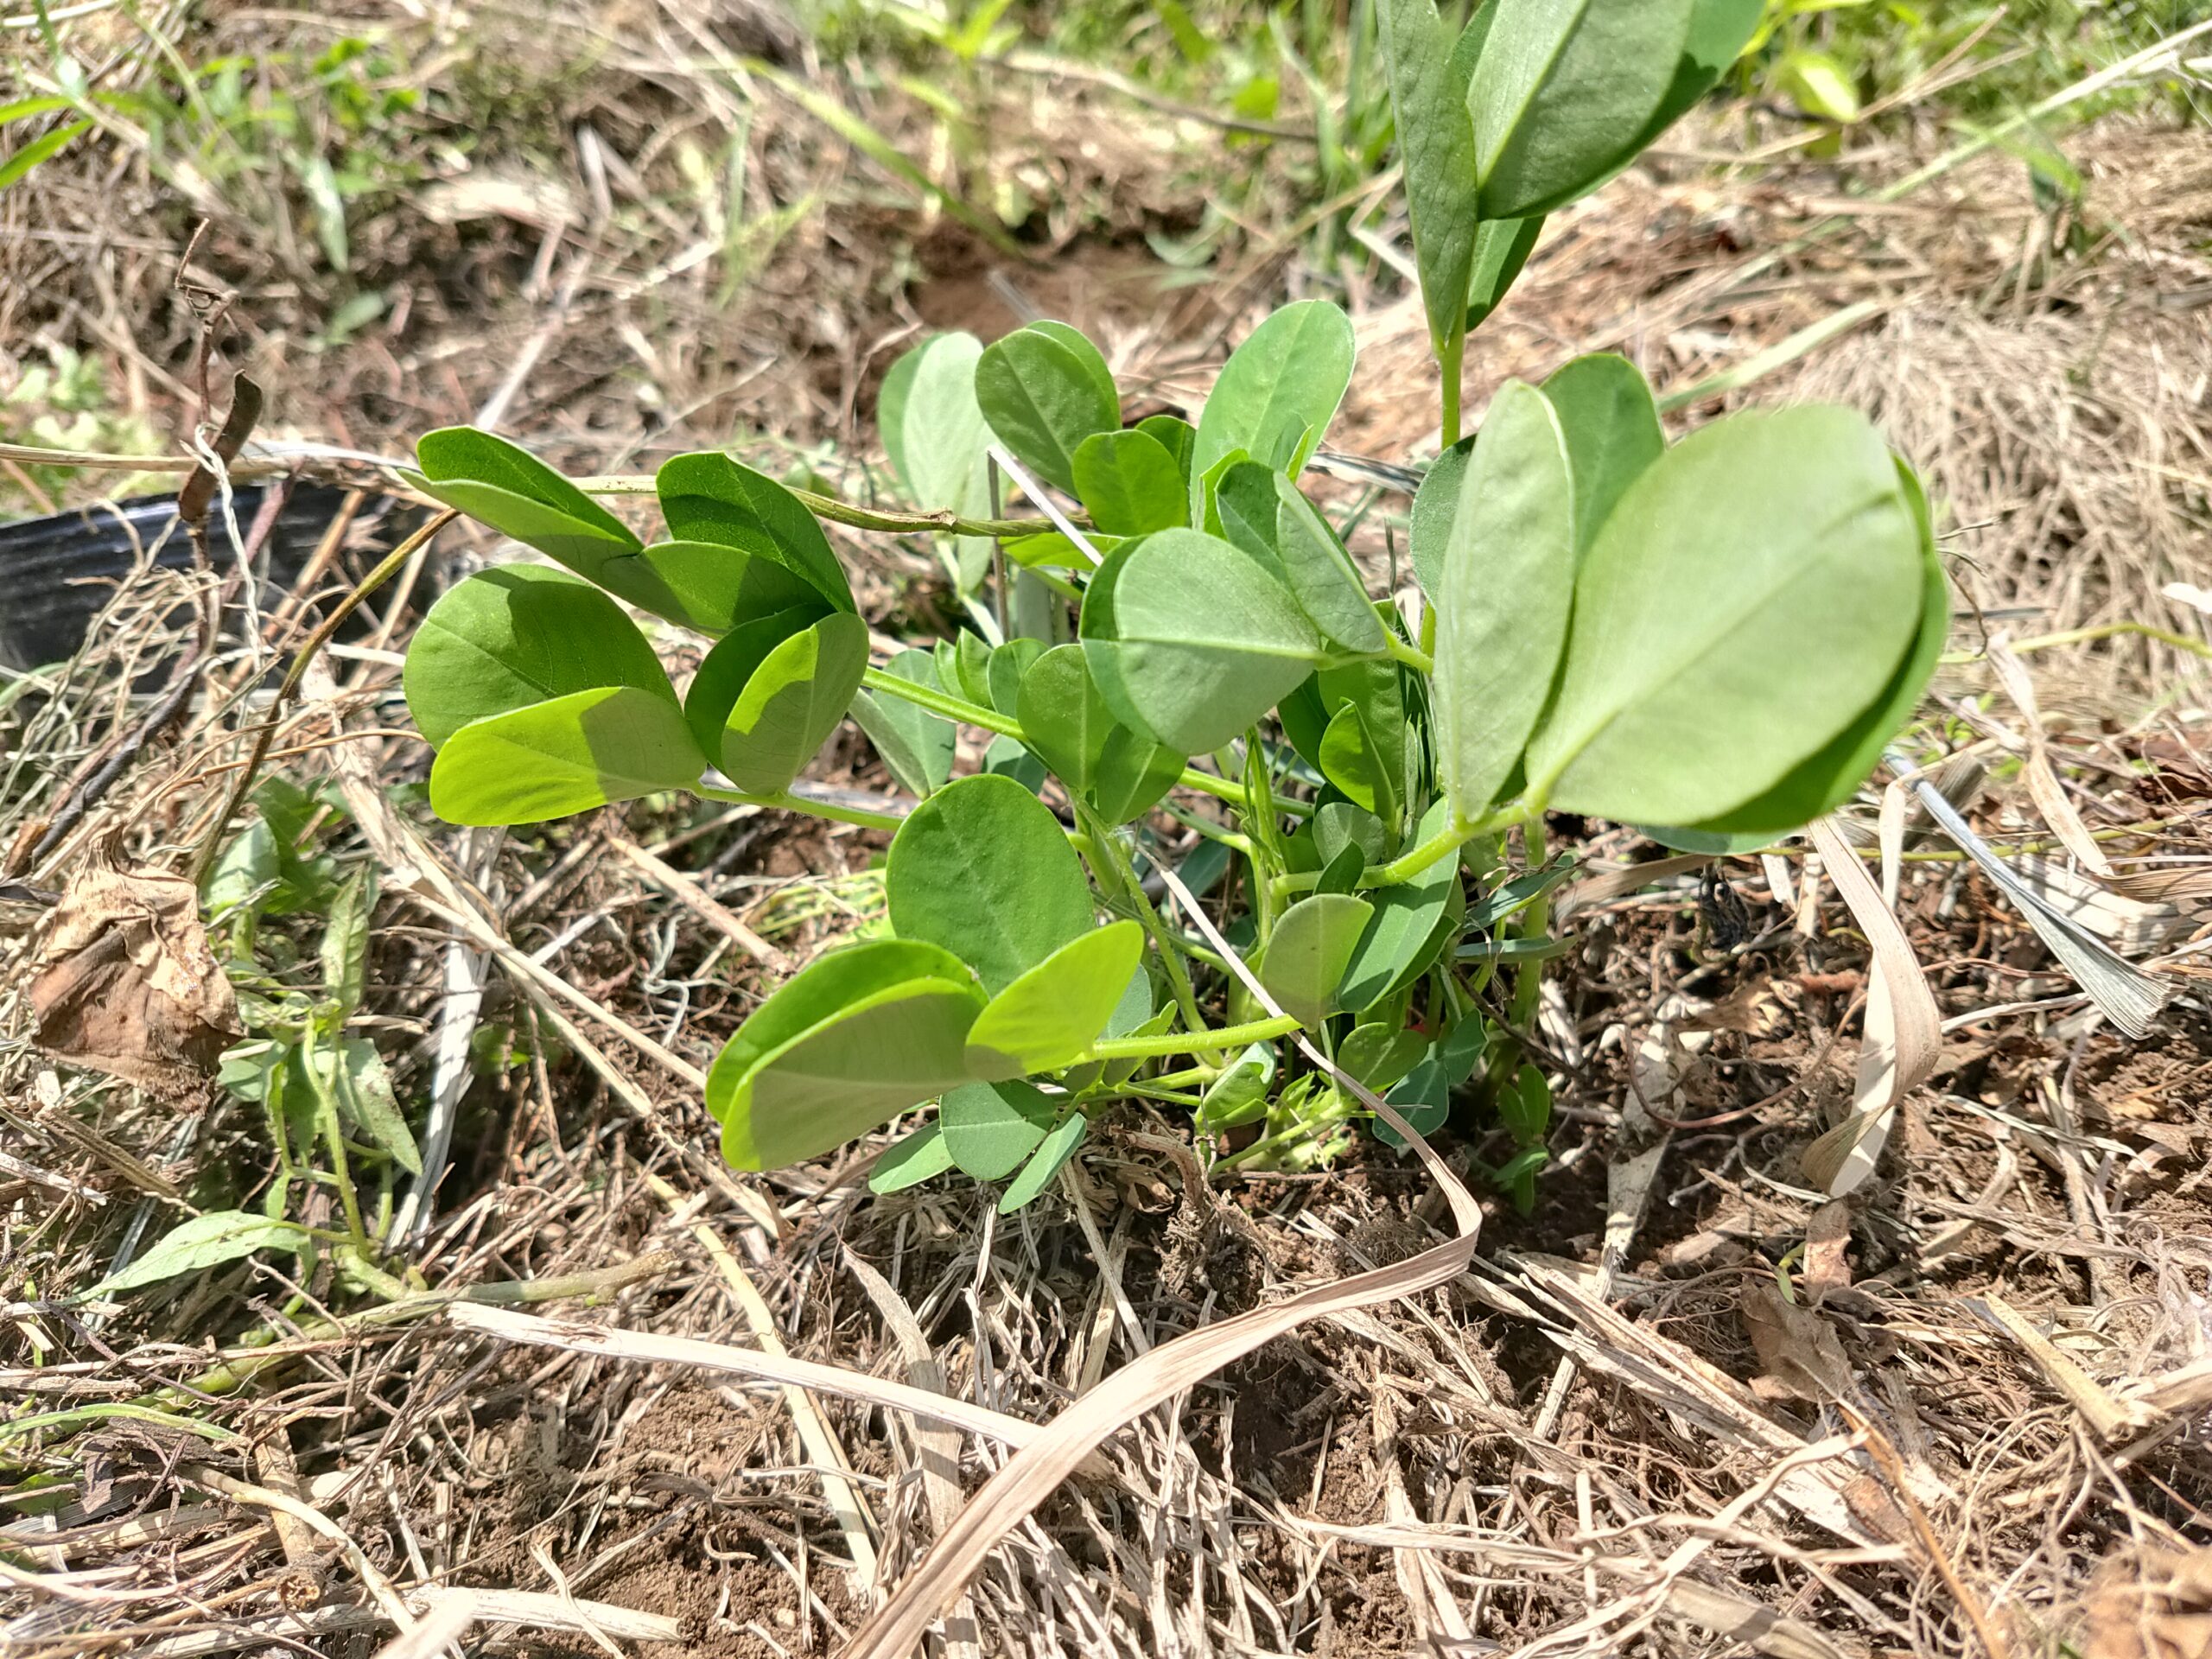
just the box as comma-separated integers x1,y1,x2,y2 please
429,685,704,826
965,920,1146,1080
1259,893,1375,1029
940,1079,1060,1180
1192,300,1356,486
850,649,956,798
974,321,1120,495
88,1211,309,1298
998,1110,1088,1213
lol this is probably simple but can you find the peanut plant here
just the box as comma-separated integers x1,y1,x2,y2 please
397,0,1944,1209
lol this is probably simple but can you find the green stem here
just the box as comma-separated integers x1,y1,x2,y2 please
858,666,1258,812
1075,803,1206,1036
696,784,904,833
1439,322,1465,449
1942,621,2212,664
1085,1012,1302,1062
1382,632,1433,674
302,1030,369,1254
1269,798,1536,900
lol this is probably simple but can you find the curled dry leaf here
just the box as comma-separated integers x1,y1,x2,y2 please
1740,1280,1855,1405
29,857,241,1103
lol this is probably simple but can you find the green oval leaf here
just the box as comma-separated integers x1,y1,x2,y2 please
987,638,1046,717
404,567,677,749
1318,702,1396,822
716,613,869,794
618,537,828,636
940,1079,1060,1179
429,685,705,826
1072,428,1189,536
708,938,978,1127
1525,405,1924,826
415,427,641,579
1678,456,1949,836
998,1109,1088,1213
1192,301,1356,485
1408,435,1472,601
1469,0,1695,220
965,920,1146,1080
1195,1042,1276,1135
1259,892,1376,1029
684,603,830,758
1433,379,1577,819
975,323,1121,494
721,980,985,1172
655,452,854,612
1080,529,1327,755
887,772,1095,994
1340,1022,1428,1092
870,1121,956,1192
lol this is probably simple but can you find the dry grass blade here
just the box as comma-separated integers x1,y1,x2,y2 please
446,1302,1049,1447
1801,817,1942,1196
1985,637,2113,875
842,861,1484,1657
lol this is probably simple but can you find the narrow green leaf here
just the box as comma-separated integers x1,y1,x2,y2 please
1080,529,1327,755
331,1038,421,1175
1433,379,1576,819
975,324,1121,494
1466,214,1545,332
1072,429,1188,535
1274,475,1387,654
1338,801,1460,1012
319,868,375,1017
415,427,641,579
1380,0,1480,356
1539,353,1663,557
998,1110,1088,1213
1259,893,1375,1029
405,568,678,749
1469,0,1696,220
1525,406,1924,825
89,1211,308,1297
887,773,1096,995
1192,300,1356,484
940,1079,1059,1179
0,118,92,191
965,921,1146,1081
429,685,704,826
1408,435,1473,601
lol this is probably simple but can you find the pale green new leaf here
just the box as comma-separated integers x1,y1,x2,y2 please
430,685,705,825
404,569,680,748
1433,379,1576,818
715,613,868,794
965,920,1145,1080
